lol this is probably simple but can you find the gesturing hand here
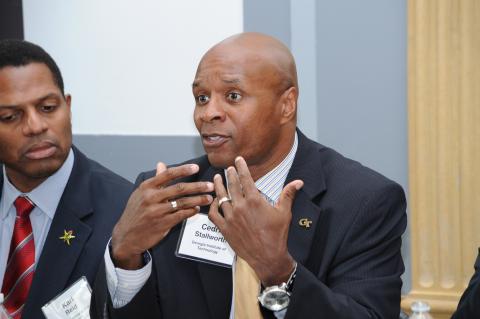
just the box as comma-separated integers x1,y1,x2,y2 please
112,162,214,269
208,157,303,286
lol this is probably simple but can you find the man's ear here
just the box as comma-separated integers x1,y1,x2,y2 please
280,86,298,124
65,94,72,116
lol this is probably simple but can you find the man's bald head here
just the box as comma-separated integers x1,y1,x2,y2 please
198,32,298,95
193,32,299,180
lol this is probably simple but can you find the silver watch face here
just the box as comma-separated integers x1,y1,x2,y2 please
258,286,290,311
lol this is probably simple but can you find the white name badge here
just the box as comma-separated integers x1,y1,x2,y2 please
176,213,235,268
41,276,91,319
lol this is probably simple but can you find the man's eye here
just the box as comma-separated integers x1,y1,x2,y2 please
197,95,209,104
0,113,19,123
40,105,56,112
227,92,242,102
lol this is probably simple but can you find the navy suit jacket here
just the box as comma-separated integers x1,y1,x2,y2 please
0,146,133,319
92,130,407,319
452,250,480,319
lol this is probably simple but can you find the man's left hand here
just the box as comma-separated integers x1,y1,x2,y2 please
208,156,303,286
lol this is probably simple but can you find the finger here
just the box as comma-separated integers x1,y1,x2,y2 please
145,164,199,188
143,194,212,219
161,207,200,230
156,162,167,175
152,181,214,203
208,197,227,232
234,156,257,197
167,194,213,212
277,180,304,211
225,166,243,201
213,174,233,217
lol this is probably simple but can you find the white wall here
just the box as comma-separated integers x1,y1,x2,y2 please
23,0,243,135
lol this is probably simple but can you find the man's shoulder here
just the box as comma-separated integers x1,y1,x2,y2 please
324,145,399,190
72,146,134,194
298,133,403,196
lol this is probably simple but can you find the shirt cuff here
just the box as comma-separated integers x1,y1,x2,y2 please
104,240,152,308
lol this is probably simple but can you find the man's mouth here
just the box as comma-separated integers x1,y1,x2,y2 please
201,134,229,147
24,142,57,160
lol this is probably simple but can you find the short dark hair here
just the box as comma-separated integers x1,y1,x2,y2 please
0,39,64,94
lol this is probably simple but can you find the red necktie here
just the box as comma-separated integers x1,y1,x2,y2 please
1,196,36,319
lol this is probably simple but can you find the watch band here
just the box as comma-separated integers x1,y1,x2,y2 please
285,262,297,292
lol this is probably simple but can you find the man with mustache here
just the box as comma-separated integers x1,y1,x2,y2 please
92,32,407,318
0,40,135,319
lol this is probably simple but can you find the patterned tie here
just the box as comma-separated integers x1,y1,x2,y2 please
234,256,263,319
1,196,36,319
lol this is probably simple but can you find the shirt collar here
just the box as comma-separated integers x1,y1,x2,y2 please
224,132,298,204
255,132,298,203
1,148,75,220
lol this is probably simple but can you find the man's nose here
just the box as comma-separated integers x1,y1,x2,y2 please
22,110,48,136
201,98,226,122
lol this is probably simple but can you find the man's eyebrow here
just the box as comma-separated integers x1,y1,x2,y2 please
222,78,240,84
192,78,242,88
37,93,61,102
0,93,61,109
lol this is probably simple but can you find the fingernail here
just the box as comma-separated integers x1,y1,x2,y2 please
295,181,304,190
190,164,199,173
195,206,200,212
206,182,214,191
235,156,242,163
206,195,213,202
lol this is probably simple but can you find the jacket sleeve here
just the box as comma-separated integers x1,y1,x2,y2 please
90,171,163,319
285,183,407,319
451,251,480,319
90,258,162,319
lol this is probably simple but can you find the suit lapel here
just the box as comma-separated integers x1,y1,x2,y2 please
194,164,233,319
22,148,94,317
285,131,327,265
287,191,322,264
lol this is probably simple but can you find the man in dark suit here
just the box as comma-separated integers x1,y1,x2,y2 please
452,251,480,318
91,32,407,318
0,40,133,319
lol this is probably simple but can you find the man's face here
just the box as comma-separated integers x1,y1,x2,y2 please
0,63,72,191
193,47,289,178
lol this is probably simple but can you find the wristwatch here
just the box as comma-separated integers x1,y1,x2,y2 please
257,262,297,311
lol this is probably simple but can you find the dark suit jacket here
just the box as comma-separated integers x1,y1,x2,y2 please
91,130,407,319
452,250,480,318
0,146,133,319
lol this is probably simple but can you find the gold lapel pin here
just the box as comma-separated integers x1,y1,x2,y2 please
59,230,76,245
299,218,313,228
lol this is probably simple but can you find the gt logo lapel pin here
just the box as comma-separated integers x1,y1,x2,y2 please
298,218,313,229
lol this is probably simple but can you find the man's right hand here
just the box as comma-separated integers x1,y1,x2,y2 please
111,162,214,269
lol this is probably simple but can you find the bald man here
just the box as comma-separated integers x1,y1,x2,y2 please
91,33,407,319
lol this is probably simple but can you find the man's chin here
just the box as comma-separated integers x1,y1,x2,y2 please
20,159,64,179
206,153,235,170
